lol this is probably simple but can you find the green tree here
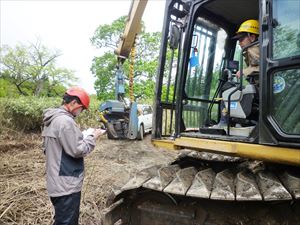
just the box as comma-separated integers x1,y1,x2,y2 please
0,45,32,95
0,40,77,97
90,16,161,102
91,52,117,100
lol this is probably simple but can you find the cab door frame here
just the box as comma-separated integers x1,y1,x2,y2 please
259,0,300,147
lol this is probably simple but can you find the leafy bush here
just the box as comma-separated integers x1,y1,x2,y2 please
1,97,61,132
0,96,102,132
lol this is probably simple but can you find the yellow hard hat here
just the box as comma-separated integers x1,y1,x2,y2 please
237,19,259,35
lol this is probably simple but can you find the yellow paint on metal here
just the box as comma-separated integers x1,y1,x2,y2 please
152,137,300,166
99,112,108,124
151,139,179,150
175,137,236,153
175,137,300,166
115,0,148,60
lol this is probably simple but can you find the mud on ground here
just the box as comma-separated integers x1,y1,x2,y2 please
0,132,177,225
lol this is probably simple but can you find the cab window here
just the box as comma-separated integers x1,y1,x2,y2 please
271,68,300,134
272,0,300,59
183,17,227,129
270,0,300,135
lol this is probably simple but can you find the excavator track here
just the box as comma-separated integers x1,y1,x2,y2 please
101,151,300,225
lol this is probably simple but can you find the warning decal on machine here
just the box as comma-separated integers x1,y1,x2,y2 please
273,76,286,94
230,102,238,109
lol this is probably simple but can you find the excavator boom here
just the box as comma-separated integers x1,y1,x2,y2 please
114,0,148,63
99,0,148,140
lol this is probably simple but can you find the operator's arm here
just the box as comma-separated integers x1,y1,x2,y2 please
243,44,260,76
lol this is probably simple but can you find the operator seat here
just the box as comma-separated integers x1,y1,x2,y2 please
223,71,259,126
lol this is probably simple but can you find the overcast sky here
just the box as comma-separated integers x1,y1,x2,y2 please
0,0,166,94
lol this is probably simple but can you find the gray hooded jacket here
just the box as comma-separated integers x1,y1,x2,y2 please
42,107,96,197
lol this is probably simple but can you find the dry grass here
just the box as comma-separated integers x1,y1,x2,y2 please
0,131,52,225
0,131,109,225
0,130,177,225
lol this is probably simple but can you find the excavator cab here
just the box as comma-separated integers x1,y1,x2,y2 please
153,0,300,148
102,0,300,224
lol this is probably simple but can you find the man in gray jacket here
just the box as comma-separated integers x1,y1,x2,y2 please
42,86,106,225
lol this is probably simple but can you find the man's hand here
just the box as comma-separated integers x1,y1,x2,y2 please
92,128,106,139
236,70,241,78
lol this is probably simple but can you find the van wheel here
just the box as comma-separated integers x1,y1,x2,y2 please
137,124,144,140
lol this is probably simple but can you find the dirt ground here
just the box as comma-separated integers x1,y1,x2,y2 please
0,132,177,225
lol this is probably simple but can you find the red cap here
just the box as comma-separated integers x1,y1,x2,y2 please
66,86,90,109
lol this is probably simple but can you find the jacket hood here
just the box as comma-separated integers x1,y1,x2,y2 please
43,107,73,127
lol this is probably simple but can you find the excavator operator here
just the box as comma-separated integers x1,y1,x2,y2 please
214,19,260,128
233,19,260,79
